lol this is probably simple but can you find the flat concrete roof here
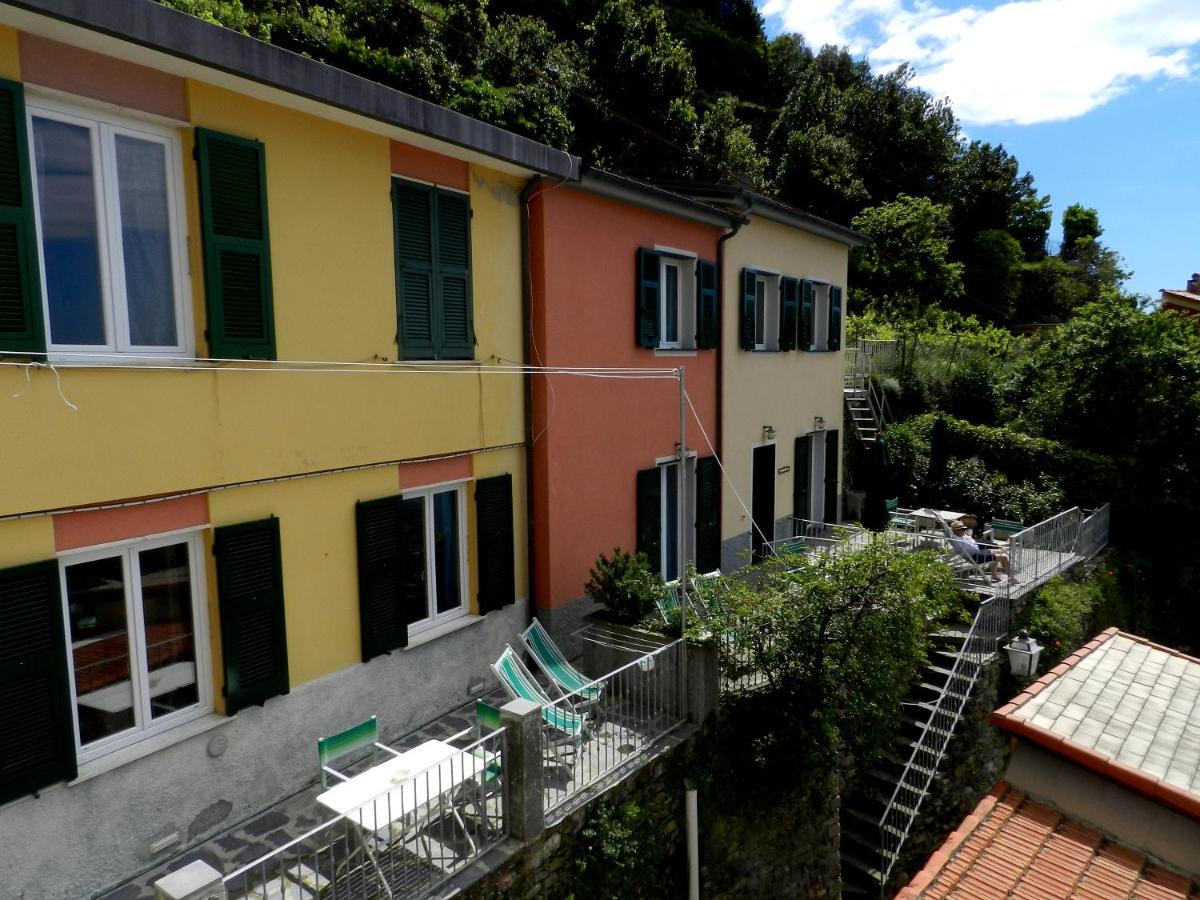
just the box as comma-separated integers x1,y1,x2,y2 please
992,628,1200,821
4,0,580,180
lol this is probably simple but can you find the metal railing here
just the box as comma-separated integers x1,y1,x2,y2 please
768,517,867,556
542,639,685,822
225,727,505,900
876,504,1110,884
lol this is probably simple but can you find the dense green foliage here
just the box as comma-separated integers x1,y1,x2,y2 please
703,541,961,769
156,0,1127,326
569,800,672,899
584,549,664,622
1018,567,1130,671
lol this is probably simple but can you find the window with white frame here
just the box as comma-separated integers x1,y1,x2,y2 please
753,273,780,351
60,531,210,762
658,254,696,350
403,483,469,631
810,283,830,351
658,456,697,582
27,98,190,356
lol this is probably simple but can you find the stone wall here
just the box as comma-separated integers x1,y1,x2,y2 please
460,711,841,900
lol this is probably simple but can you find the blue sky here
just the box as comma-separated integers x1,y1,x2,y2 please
757,0,1200,298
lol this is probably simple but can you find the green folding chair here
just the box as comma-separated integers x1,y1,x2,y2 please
317,716,400,788
491,645,587,753
519,619,603,706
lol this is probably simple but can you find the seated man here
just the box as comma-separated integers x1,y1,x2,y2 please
949,519,1010,581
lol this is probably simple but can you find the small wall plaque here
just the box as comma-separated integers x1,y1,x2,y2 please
777,465,791,475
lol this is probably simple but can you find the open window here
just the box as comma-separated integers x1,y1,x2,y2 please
636,247,717,351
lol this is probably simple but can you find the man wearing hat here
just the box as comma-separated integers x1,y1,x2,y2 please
949,519,1011,581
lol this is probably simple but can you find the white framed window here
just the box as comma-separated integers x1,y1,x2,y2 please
27,96,191,359
59,530,211,764
402,482,470,632
658,254,696,351
657,454,697,582
752,273,781,351
808,431,826,520
810,283,831,351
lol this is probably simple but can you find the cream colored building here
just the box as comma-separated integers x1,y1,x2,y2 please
680,188,863,569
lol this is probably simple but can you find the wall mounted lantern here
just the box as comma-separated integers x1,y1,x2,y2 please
1004,630,1043,679
762,425,776,441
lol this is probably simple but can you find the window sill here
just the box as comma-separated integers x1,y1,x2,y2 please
405,614,484,650
654,349,697,357
69,713,230,785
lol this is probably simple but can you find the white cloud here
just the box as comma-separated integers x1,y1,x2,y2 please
758,0,1200,126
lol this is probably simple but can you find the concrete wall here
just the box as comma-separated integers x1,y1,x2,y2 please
528,186,720,623
720,217,848,562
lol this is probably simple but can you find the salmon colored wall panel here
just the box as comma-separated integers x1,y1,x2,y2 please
391,141,469,191
529,186,721,608
398,455,472,490
54,494,210,552
19,33,187,120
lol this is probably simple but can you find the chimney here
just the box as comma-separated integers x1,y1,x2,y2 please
1188,273,1200,294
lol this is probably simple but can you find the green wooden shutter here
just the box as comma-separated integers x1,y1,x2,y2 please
823,430,840,524
800,279,815,351
636,247,660,348
635,466,661,573
436,189,474,359
355,497,406,660
0,560,76,804
695,456,721,573
828,286,843,351
195,128,275,360
214,517,289,714
394,180,436,358
696,259,718,349
0,79,44,354
740,268,756,350
793,435,811,523
475,474,515,614
779,277,799,352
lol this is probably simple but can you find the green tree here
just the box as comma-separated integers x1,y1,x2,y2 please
1016,256,1090,322
696,96,767,186
576,0,700,180
963,229,1024,321
1060,203,1102,260
948,141,1050,260
851,195,964,316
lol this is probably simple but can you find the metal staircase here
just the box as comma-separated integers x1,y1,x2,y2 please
838,504,1112,896
844,340,895,446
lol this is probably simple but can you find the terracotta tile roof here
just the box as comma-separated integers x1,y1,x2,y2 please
898,784,1200,899
991,628,1200,820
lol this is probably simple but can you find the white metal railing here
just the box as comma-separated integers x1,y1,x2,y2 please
876,503,1110,884
224,727,505,900
542,639,685,822
768,517,867,556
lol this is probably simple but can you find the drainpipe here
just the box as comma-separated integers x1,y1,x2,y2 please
520,176,542,626
715,211,746,491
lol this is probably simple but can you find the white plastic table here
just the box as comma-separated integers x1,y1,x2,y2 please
316,738,485,842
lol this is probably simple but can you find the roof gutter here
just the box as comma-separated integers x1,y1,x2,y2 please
3,0,580,180
579,168,732,228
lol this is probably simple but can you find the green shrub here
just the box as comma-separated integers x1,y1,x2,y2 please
585,549,664,622
1018,577,1105,670
570,801,671,899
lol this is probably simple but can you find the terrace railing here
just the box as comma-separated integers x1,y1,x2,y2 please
224,727,505,900
876,503,1110,885
542,639,685,823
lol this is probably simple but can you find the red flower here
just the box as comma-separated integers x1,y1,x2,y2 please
1055,640,1062,648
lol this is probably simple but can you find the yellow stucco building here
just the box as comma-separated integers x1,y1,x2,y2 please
0,4,575,896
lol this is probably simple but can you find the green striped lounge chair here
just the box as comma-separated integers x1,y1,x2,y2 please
491,645,587,749
656,583,682,626
317,715,400,788
519,619,604,706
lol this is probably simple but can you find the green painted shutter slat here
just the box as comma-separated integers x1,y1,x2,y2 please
800,279,815,351
436,189,474,359
475,474,515,614
214,517,289,714
635,466,661,573
695,456,721,573
696,259,718,349
195,128,275,360
355,497,406,660
0,79,44,353
829,286,843,351
396,497,427,628
394,180,436,358
636,247,660,348
824,430,840,524
739,268,755,350
794,435,811,523
780,277,799,352
0,560,76,804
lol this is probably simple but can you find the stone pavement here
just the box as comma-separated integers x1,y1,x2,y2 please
98,690,506,900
